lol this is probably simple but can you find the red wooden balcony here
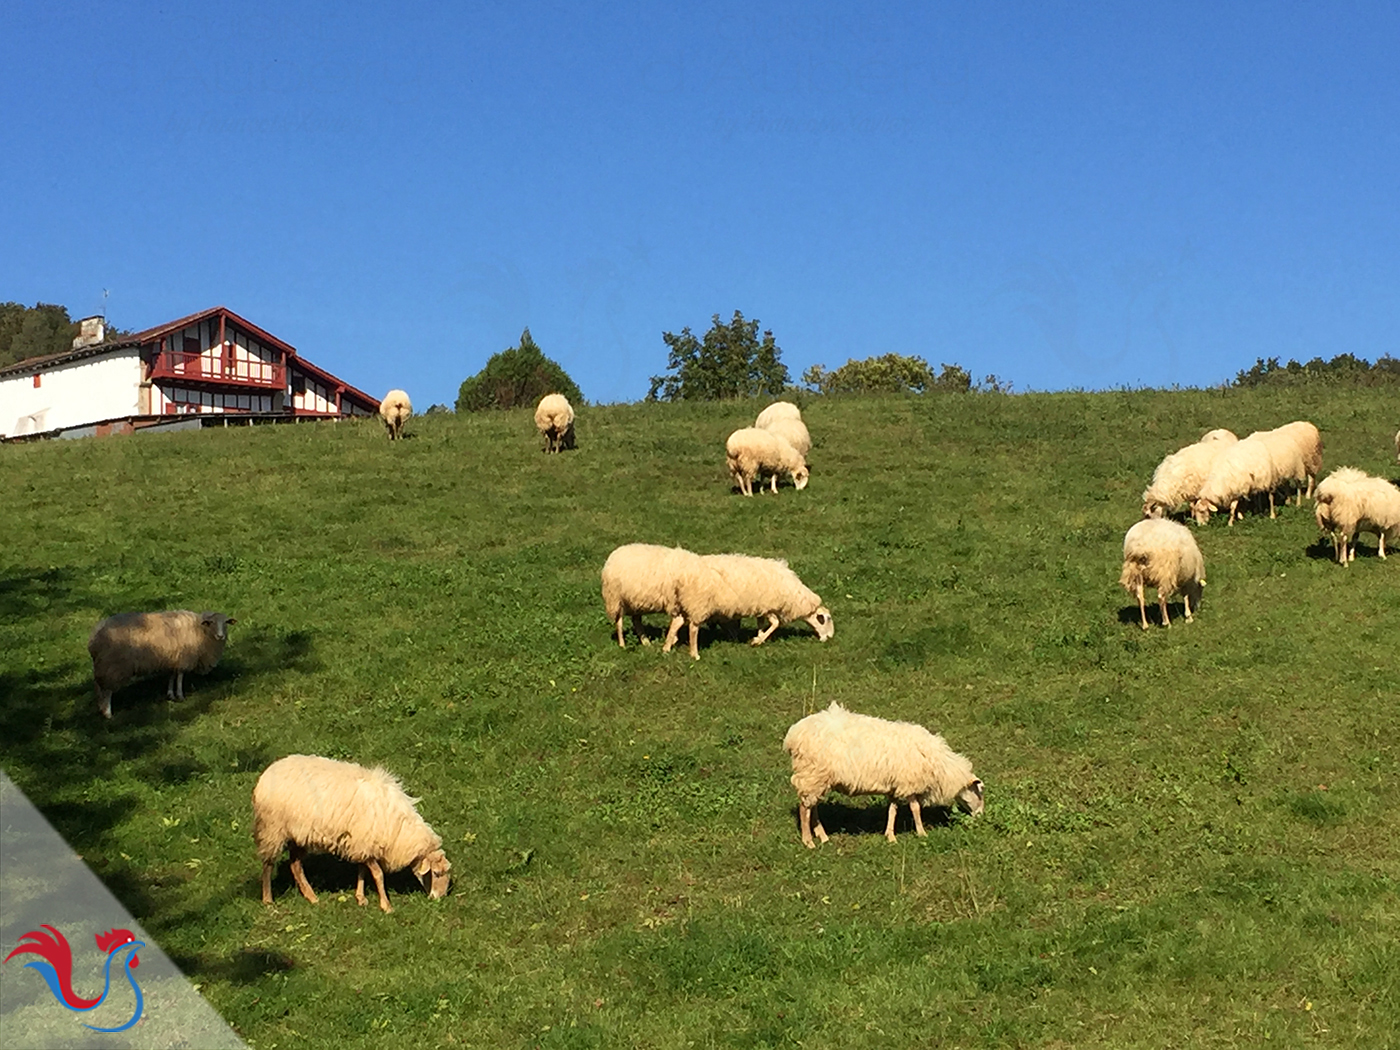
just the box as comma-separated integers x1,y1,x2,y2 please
150,350,286,389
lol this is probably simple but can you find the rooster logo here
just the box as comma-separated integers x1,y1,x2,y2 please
4,925,145,1033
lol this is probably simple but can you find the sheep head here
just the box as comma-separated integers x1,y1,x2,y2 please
792,466,810,491
414,849,452,899
805,606,835,641
200,613,237,641
1189,499,1215,525
954,779,985,817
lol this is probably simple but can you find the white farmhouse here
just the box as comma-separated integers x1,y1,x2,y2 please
1,306,378,440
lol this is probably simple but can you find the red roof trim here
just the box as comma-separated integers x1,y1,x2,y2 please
130,306,299,357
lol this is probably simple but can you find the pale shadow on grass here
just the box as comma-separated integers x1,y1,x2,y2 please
1115,602,1197,628
795,800,961,842
256,854,441,911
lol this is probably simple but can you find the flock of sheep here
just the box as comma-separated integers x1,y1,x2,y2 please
1122,421,1400,629
74,396,1399,909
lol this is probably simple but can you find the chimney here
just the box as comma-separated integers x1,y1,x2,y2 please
72,316,106,349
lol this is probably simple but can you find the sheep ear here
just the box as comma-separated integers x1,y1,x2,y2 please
970,779,984,798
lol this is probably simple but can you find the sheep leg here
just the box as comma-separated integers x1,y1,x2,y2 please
884,800,899,842
288,846,318,905
687,621,701,661
166,674,177,701
261,860,275,904
750,613,781,646
175,670,185,700
812,810,829,844
1228,499,1239,526
910,798,926,837
769,474,778,494
1379,533,1387,560
799,804,816,848
632,613,650,647
615,616,626,648
1136,582,1149,631
365,858,392,913
1183,591,1194,623
1158,594,1171,627
663,614,686,652
356,866,368,906
95,685,112,719
1269,491,1277,519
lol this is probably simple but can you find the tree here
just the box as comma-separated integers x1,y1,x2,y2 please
456,328,583,412
647,310,789,401
0,302,79,368
1234,353,1400,388
801,354,982,395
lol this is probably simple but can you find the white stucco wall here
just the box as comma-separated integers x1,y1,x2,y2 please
0,349,144,438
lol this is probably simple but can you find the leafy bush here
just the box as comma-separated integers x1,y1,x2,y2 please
802,353,1007,395
647,310,789,401
1234,353,1400,388
456,329,583,412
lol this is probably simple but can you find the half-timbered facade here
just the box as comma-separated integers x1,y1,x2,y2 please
1,306,378,439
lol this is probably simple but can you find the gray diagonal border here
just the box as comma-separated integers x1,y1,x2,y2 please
1,769,247,1049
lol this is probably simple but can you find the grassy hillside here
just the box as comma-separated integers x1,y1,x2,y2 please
1,388,1397,1048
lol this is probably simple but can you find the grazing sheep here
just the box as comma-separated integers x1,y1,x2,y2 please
1199,428,1238,444
253,755,451,913
534,393,575,453
1191,433,1284,525
672,553,833,660
379,389,412,441
725,427,809,496
754,401,802,428
758,415,812,457
1314,467,1400,565
1265,420,1323,503
600,543,720,651
1142,430,1239,518
783,702,984,848
1119,519,1205,629
88,610,236,719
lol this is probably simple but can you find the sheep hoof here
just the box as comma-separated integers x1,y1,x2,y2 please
803,839,816,849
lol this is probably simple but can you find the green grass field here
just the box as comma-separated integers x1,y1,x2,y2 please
2,388,1397,1048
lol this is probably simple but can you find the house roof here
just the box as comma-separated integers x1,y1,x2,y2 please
0,339,141,380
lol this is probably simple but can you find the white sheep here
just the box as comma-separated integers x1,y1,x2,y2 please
1191,433,1283,525
534,393,575,453
1314,467,1400,565
725,427,809,496
754,401,802,428
379,389,412,441
253,754,452,913
1119,518,1205,629
600,543,716,651
783,702,984,848
1264,420,1323,503
672,553,833,660
1141,430,1239,518
88,610,236,719
758,415,812,457
1199,428,1238,444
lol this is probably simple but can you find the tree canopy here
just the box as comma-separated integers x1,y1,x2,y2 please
800,353,1010,395
0,302,80,369
456,328,583,412
647,310,789,401
1233,353,1400,388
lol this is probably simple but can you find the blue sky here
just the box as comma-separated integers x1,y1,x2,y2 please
3,2,1397,404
